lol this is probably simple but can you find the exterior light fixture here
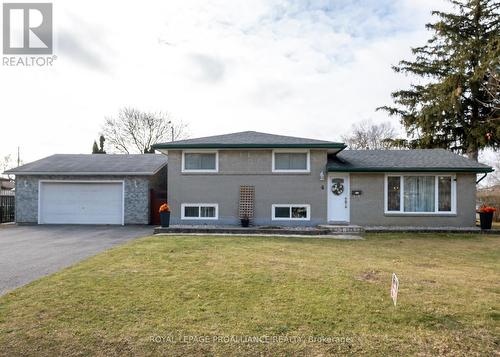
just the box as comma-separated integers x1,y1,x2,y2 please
319,171,325,181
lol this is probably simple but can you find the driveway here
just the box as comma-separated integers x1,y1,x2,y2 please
0,225,152,296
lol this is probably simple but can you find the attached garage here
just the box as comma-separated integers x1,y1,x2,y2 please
5,154,168,225
39,181,124,225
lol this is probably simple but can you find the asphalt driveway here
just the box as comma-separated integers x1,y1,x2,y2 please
0,225,152,296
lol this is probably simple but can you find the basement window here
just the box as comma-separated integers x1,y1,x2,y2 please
181,204,218,220
272,204,310,221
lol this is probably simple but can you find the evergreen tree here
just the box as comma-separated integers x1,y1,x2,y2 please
379,0,500,161
92,136,106,154
92,141,99,154
98,135,106,154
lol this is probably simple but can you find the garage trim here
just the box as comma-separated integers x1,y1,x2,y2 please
37,180,125,225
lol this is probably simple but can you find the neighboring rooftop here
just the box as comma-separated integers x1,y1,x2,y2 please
4,154,168,175
153,131,346,150
0,179,14,190
328,149,493,173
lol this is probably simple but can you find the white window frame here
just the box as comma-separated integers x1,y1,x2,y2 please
181,150,219,173
384,173,457,215
181,203,219,220
271,204,311,221
272,149,310,173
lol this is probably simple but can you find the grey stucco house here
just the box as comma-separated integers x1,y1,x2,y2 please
153,131,493,227
5,154,167,225
5,131,493,228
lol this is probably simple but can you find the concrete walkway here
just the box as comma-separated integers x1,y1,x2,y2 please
156,232,364,240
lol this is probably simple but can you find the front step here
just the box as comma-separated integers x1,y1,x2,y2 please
317,225,365,234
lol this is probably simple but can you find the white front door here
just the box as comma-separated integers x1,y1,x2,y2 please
328,173,350,223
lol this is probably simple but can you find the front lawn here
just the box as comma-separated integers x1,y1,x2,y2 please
0,234,498,356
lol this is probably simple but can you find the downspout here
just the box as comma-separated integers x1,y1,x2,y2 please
476,173,488,185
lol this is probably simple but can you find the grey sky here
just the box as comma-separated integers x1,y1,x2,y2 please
1,0,456,164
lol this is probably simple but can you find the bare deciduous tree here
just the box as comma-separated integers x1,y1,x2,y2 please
482,151,500,187
341,120,401,150
1,154,16,179
102,108,189,154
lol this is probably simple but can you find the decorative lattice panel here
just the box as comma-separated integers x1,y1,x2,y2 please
239,186,255,219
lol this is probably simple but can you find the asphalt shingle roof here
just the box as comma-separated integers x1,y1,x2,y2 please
328,149,493,173
4,154,168,175
153,131,345,149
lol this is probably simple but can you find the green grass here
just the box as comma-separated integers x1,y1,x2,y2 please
0,234,499,356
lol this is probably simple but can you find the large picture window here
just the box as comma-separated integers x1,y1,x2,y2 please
272,150,310,172
385,175,456,214
404,176,435,212
182,151,218,172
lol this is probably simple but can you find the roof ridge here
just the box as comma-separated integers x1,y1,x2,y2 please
153,130,345,149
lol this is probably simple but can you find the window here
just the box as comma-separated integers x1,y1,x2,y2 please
385,175,456,214
387,176,401,211
181,204,218,219
404,176,435,212
182,151,218,172
272,150,310,172
272,204,311,220
438,176,452,212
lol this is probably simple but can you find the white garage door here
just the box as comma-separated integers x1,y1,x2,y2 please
39,181,124,225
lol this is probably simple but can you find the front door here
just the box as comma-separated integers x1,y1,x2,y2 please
328,173,350,223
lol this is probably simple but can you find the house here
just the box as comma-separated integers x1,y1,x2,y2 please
4,131,493,228
153,131,493,227
0,177,15,196
4,154,167,225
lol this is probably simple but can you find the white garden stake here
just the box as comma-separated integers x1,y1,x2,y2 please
391,273,399,306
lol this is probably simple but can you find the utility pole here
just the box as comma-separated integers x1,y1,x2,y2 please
17,147,20,167
167,120,174,142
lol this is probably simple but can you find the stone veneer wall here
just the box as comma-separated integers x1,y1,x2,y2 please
15,175,151,224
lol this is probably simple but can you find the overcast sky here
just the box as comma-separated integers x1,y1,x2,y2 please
1,0,455,164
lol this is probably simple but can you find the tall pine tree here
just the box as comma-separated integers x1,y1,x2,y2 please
379,0,500,161
92,141,99,154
